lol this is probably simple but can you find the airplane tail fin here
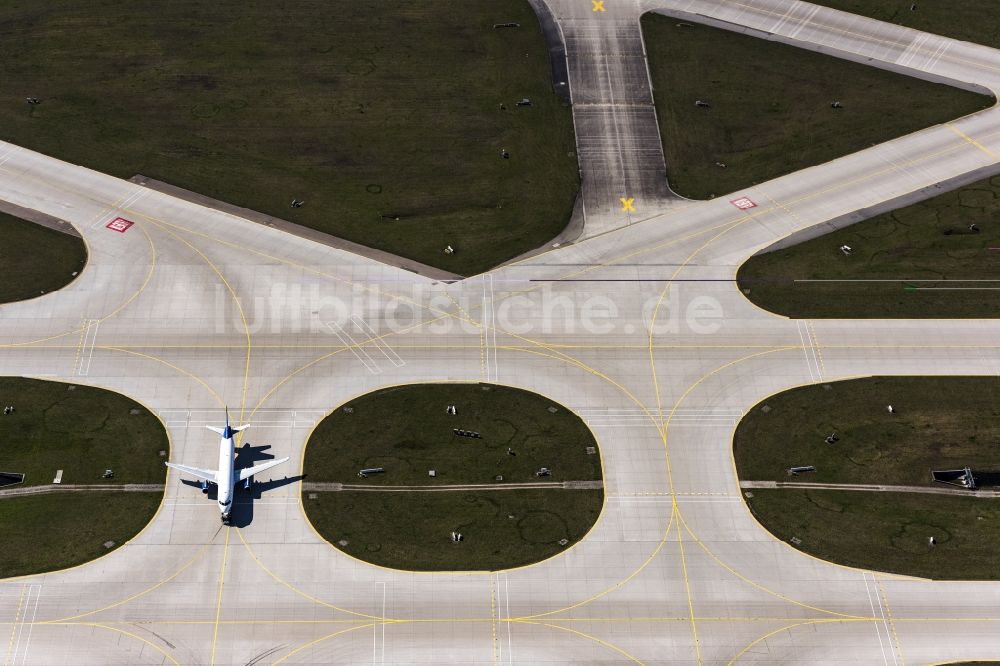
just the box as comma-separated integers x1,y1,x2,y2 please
205,424,250,435
206,407,250,437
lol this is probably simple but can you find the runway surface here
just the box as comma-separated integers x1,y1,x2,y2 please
2,0,1000,663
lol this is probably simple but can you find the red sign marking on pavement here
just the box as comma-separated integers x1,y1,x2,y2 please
106,217,134,233
730,197,757,210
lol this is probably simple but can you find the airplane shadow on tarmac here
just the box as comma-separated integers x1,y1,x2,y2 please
180,442,304,528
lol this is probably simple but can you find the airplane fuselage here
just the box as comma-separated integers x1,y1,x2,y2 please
165,410,288,523
217,432,236,522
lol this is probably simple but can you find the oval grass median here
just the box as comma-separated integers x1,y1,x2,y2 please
0,378,167,578
735,377,1000,579
302,383,603,571
0,212,85,304
0,493,161,578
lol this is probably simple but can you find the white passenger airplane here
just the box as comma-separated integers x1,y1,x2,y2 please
166,409,289,523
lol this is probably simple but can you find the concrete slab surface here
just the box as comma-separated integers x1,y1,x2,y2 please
1,1,1000,663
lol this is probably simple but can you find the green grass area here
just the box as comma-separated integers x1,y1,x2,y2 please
0,377,168,487
304,383,601,486
0,492,161,578
0,378,166,578
811,1,1000,49
736,376,1000,579
0,213,85,304
641,14,993,200
735,377,1000,486
303,383,603,570
745,489,1000,579
0,1,577,276
307,488,602,571
737,174,1000,318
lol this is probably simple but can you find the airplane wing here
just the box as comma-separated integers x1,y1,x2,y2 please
238,457,290,482
165,462,218,484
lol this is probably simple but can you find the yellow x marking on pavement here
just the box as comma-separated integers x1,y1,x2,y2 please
620,197,635,212
592,0,606,12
